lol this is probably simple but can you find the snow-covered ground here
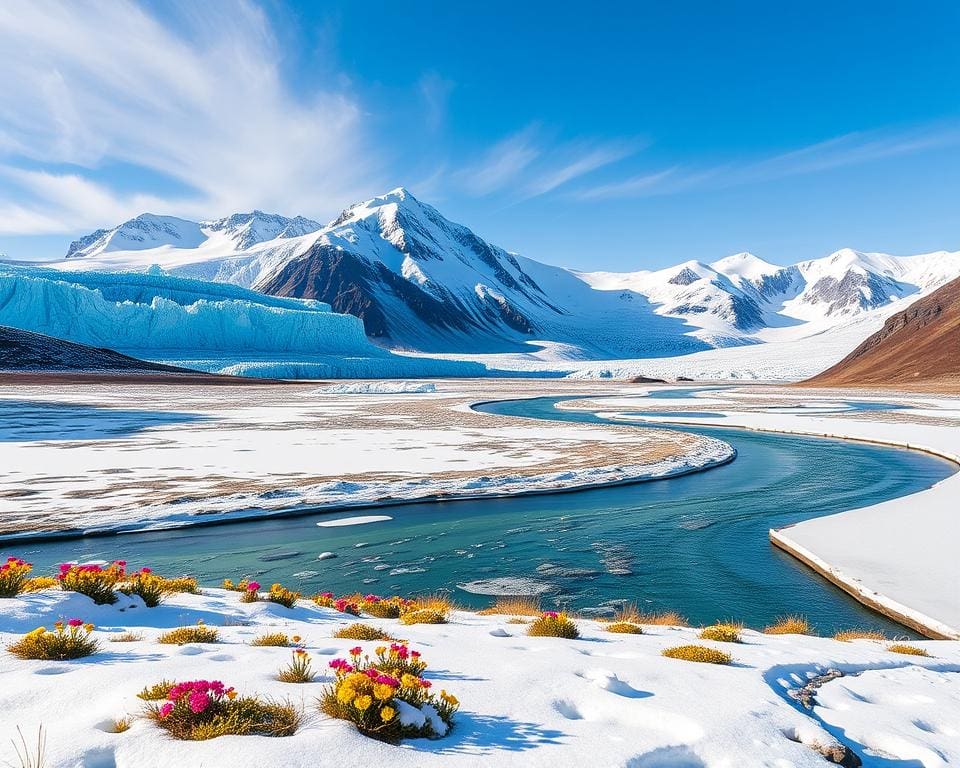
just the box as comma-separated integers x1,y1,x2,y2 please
0,587,957,768
0,381,732,538
566,387,960,637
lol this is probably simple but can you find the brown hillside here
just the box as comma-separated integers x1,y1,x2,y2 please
802,276,960,392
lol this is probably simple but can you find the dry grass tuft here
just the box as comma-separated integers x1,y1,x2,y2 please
477,596,541,616
698,622,743,643
763,616,812,635
613,604,688,627
506,618,530,625
606,622,643,634
137,680,176,701
662,644,732,664
110,717,132,734
410,592,458,614
887,643,930,657
109,632,143,643
834,629,886,642
250,632,290,647
400,608,448,626
157,623,219,645
527,612,579,639
333,623,396,641
7,725,46,768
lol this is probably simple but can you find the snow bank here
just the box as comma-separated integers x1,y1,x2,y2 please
0,588,957,768
313,382,438,395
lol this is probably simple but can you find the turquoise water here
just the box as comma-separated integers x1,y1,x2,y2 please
3,392,953,635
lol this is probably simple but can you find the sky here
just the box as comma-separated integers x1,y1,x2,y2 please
0,0,958,270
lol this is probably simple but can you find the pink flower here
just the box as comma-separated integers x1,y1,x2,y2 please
420,679,432,689
114,560,127,567
543,611,559,619
320,592,333,599
140,567,152,574
158,702,174,718
247,581,260,591
376,674,399,687
67,618,83,627
410,650,421,658
349,646,362,657
188,692,210,713
364,594,380,603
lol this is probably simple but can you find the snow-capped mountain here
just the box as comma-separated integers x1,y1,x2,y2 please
38,188,960,360
65,211,321,259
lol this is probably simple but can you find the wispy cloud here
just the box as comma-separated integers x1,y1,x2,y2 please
570,123,960,201
455,127,638,199
0,0,381,235
418,71,455,133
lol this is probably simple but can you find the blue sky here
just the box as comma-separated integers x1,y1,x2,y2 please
1,1,958,269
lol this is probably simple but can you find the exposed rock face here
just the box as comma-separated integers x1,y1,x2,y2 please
0,326,189,373
804,275,960,391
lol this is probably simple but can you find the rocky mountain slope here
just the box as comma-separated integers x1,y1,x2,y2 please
804,275,960,391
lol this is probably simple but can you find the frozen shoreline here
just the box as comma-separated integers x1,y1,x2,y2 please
571,387,960,639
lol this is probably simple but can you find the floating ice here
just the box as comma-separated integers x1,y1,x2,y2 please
457,577,556,596
316,515,393,527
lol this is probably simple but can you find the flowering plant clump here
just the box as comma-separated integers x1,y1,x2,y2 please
0,556,33,598
8,618,98,660
312,591,335,608
57,561,126,605
23,576,59,592
222,578,250,592
360,594,415,619
138,680,177,700
158,620,220,645
320,646,458,742
373,642,428,678
277,647,315,683
267,583,300,609
147,679,300,741
334,598,361,616
527,611,579,639
399,608,448,626
118,569,199,607
240,581,261,603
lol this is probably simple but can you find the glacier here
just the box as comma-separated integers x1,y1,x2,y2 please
0,264,484,378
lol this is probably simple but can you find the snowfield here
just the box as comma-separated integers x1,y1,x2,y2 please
0,380,732,538
0,587,957,768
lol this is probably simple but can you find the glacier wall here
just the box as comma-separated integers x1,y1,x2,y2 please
0,264,379,356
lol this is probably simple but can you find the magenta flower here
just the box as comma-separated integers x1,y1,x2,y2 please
140,567,152,574
188,692,210,713
543,611,559,619
67,618,83,627
246,581,260,591
159,702,174,718
349,646,362,656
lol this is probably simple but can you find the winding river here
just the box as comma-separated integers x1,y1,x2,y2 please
5,390,954,635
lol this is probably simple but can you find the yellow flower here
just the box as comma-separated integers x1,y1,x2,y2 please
336,686,356,705
291,635,301,644
83,623,95,633
441,691,459,706
380,706,396,722
226,690,237,700
374,645,387,655
354,695,373,711
373,683,394,701
401,674,419,689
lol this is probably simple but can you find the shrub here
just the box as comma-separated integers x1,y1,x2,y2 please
267,583,300,608
240,581,261,603
56,561,126,605
527,611,579,639
888,643,930,656
222,578,249,592
251,632,290,647
400,609,448,626
110,632,144,643
764,616,812,635
277,648,315,683
8,619,99,660
147,680,300,740
334,598,361,615
320,646,458,742
409,593,457,614
478,596,541,616
0,557,34,597
138,680,177,701
607,622,643,634
158,621,220,645
698,623,742,643
662,645,732,664
334,623,395,642
110,717,132,734
312,591,335,608
834,629,886,642
118,568,166,607
360,594,414,619
372,643,428,678
164,576,200,594
23,576,58,592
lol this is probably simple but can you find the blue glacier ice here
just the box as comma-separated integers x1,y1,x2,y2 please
0,264,485,378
